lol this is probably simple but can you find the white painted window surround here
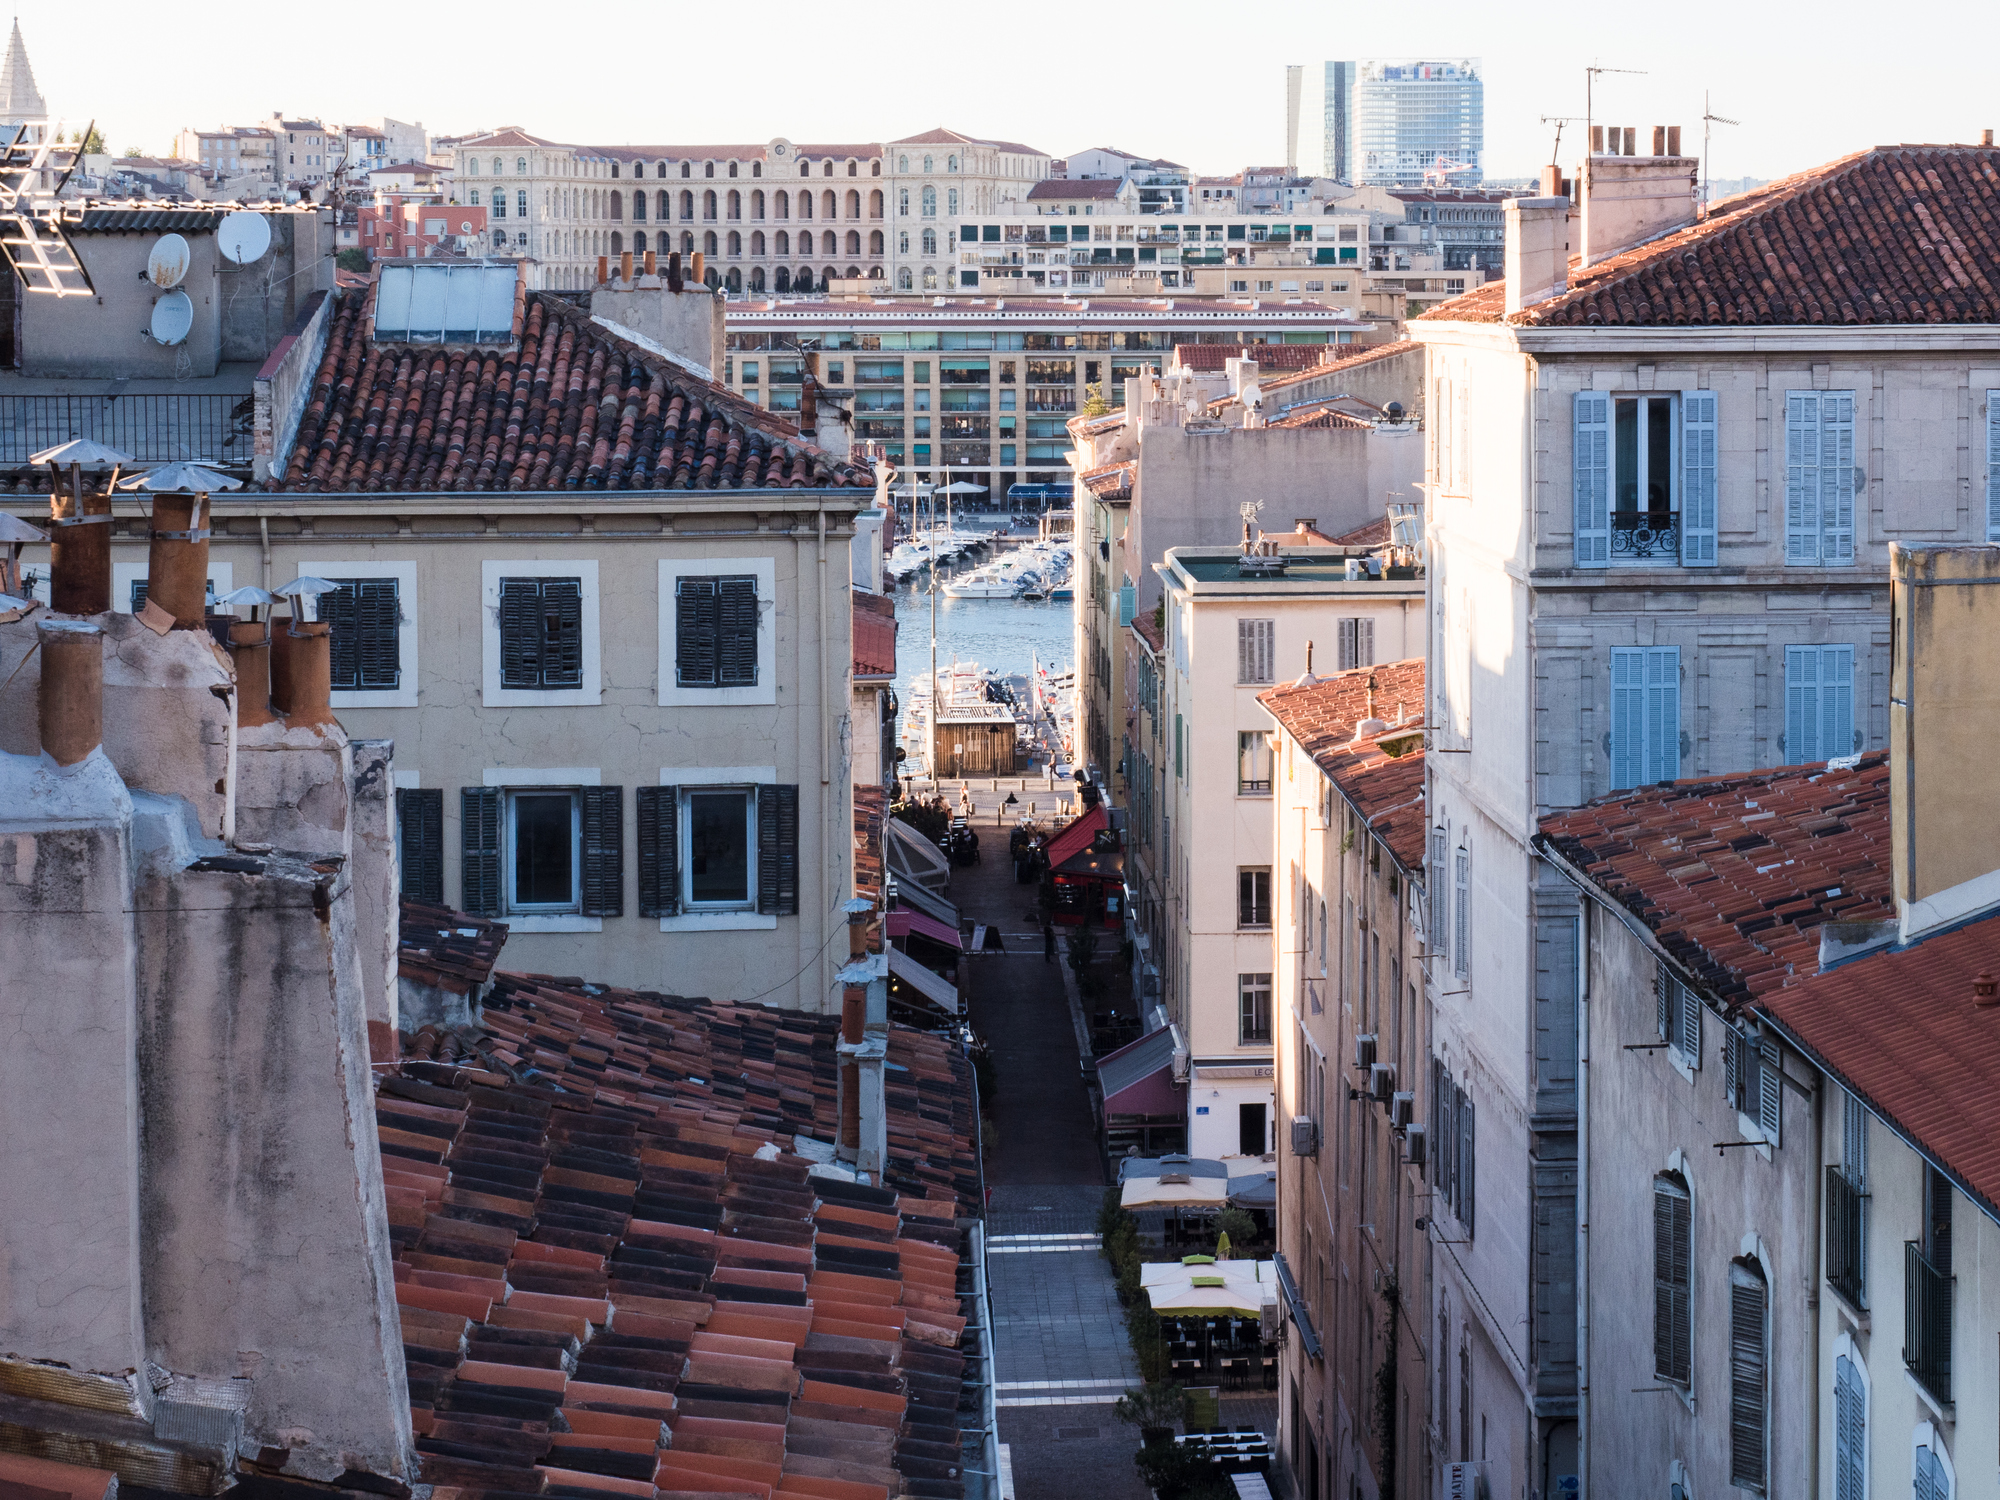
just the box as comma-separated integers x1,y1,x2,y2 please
294,560,419,709
112,559,234,613
657,557,777,708
657,765,778,932
481,558,602,708
482,766,602,932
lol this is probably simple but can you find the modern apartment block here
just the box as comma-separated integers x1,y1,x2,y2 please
1409,141,2000,1499
1324,59,1485,189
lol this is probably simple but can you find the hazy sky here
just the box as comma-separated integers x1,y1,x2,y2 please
26,0,1992,185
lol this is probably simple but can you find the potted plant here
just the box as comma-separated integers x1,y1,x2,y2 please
1114,1381,1184,1448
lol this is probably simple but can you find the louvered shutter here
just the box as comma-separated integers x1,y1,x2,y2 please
757,783,800,915
1680,391,1718,565
356,579,401,690
498,578,542,688
1338,617,1358,671
460,786,501,915
1758,1036,1783,1145
130,579,149,611
1820,645,1854,761
1117,580,1134,628
1728,1265,1768,1491
397,787,444,903
1455,383,1470,492
1573,391,1611,567
1785,392,1821,564
1610,648,1644,789
1652,1177,1692,1385
1785,645,1820,763
1357,617,1374,668
541,579,583,689
1832,1355,1865,1500
1656,961,1670,1039
1645,646,1680,783
1820,392,1855,565
717,576,760,686
636,786,680,917
1725,1025,1744,1112
1452,849,1468,977
1532,916,1578,1111
1915,1446,1947,1500
1987,391,2000,543
1679,980,1701,1070
323,581,360,689
1430,1057,1447,1189
1843,1093,1867,1182
677,577,718,687
580,785,623,918
1430,828,1448,961
1456,1088,1474,1234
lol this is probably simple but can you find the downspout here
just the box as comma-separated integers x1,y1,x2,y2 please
1575,900,1590,1499
1807,1059,1824,1497
258,512,271,591
818,509,833,1015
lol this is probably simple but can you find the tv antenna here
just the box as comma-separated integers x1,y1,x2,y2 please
0,118,94,297
1540,116,1583,167
1585,65,1646,160
1701,92,1741,215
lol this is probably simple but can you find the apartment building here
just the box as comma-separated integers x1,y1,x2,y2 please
1409,141,2000,1499
174,126,279,188
1261,662,1431,1500
1152,545,1424,1160
725,293,1369,493
264,115,336,185
1535,544,2000,1499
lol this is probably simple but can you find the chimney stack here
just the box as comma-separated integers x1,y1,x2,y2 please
1580,126,1697,267
667,251,683,292
643,247,657,277
1985,129,1995,148
48,480,111,616
597,255,608,286
619,249,633,283
145,493,211,629
37,618,102,765
1504,194,1571,313
280,620,337,728
229,620,279,727
691,250,705,286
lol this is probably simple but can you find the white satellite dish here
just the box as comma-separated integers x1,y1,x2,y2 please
217,210,271,265
146,233,190,288
150,289,193,346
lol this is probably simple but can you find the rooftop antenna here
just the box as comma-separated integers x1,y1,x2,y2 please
1700,92,1741,216
1584,64,1646,162
1539,115,1583,167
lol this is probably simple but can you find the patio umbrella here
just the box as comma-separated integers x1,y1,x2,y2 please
940,480,988,492
1121,1175,1228,1210
1140,1259,1275,1317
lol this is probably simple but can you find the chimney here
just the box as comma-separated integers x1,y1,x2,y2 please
48,479,111,616
596,254,608,285
229,620,279,727
280,619,337,728
1890,544,2000,941
1581,126,1697,266
38,618,103,765
667,250,683,292
1504,193,1571,313
691,250,705,286
1984,129,1995,148
643,247,657,277
800,351,819,431
144,493,210,629
619,248,633,283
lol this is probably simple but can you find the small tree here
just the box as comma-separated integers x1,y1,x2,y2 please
1114,1381,1184,1434
77,127,105,154
1080,381,1112,418
1065,920,1099,976
335,248,368,274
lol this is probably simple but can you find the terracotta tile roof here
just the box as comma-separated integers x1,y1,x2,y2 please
1421,145,2000,328
1326,516,1391,548
1079,459,1134,497
401,898,511,995
1759,913,2000,1218
1259,661,1427,873
1536,754,1894,1010
852,589,897,680
892,128,1047,157
277,289,870,492
1267,403,1371,431
1069,413,1127,438
1027,180,1121,201
1128,607,1164,653
458,128,561,149
1254,340,1416,396
1171,343,1332,373
378,971,980,1495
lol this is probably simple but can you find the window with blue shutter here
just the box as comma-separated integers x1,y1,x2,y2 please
676,575,760,687
1832,1355,1865,1500
1610,646,1680,789
1452,847,1469,978
1573,391,1611,567
1784,644,1855,763
1652,1174,1692,1385
397,788,444,903
1785,391,1856,566
323,577,402,690
1914,1443,1949,1500
1986,390,2000,543
1680,391,1718,565
1729,1260,1769,1493
1117,579,1134,628
499,577,583,689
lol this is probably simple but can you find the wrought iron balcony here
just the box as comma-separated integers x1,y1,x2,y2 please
1904,1239,1953,1406
1611,508,1682,562
1825,1168,1864,1309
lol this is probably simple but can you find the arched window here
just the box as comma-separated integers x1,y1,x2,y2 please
727,230,741,256
897,154,908,172
492,228,506,249
869,265,884,280
795,267,813,293
822,160,833,177
728,161,738,177
751,190,765,219
467,158,480,176
679,189,693,220
869,188,883,219
921,266,936,290
845,229,861,255
774,230,790,257
798,229,814,255
704,230,718,256
845,265,860,280
631,191,645,221
921,184,936,217
725,268,741,291
516,157,526,174
752,161,761,178
609,190,622,221
798,160,811,177
799,192,813,220
948,154,958,172
821,190,836,220
898,230,909,254
845,189,860,219
634,230,647,253
659,190,671,221
775,267,791,292
871,160,881,176
610,161,620,178
703,190,717,221
898,188,909,216
727,190,741,219
868,229,884,255
634,162,646,178
775,190,789,219
491,157,502,174
922,228,937,255
750,267,766,291
681,231,695,253
947,188,958,216
681,161,690,178
610,231,622,254
897,267,913,290
704,161,715,178
922,154,933,172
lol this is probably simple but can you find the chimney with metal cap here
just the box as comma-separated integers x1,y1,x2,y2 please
48,480,112,615
145,493,211,629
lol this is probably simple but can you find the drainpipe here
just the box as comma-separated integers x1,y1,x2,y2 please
1807,1065,1824,1496
1576,906,1591,1498
258,513,271,592
818,506,832,1010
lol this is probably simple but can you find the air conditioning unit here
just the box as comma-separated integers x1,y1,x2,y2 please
1370,1063,1395,1104
1444,1461,1488,1500
1353,1033,1377,1072
1390,1091,1415,1130
1403,1123,1427,1169
1290,1117,1318,1157
1260,1298,1282,1344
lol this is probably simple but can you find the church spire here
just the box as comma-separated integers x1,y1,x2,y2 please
0,19,47,125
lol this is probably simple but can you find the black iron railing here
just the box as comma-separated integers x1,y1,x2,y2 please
0,394,254,466
1611,508,1681,561
1825,1168,1865,1308
1904,1239,1953,1405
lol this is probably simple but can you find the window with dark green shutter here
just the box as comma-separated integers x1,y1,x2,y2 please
1729,1260,1769,1492
580,786,623,918
323,578,402,690
636,786,679,917
756,783,799,915
676,575,760,688
460,786,501,915
499,577,583,690
397,788,444,903
1652,1174,1692,1386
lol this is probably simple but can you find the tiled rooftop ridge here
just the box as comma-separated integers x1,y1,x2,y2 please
378,973,980,1498
278,290,872,494
1259,659,1427,871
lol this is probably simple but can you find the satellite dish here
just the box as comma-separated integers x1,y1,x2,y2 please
150,290,193,347
217,210,271,265
146,233,190,288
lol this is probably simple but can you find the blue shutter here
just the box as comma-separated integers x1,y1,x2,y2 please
1118,579,1135,628
1785,392,1820,564
1820,644,1854,761
1646,646,1681,783
1573,391,1611,567
1820,392,1856,565
1610,648,1645,789
1785,645,1820,763
1832,1355,1865,1500
1680,391,1718,565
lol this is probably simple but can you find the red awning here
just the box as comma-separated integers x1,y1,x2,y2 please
1043,804,1107,869
887,909,963,950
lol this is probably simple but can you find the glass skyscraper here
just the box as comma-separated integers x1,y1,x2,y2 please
1323,58,1484,187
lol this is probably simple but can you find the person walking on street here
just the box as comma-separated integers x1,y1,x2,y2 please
1042,921,1056,963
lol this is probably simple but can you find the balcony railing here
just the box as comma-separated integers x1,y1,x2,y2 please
0,394,255,466
1825,1168,1864,1309
1611,509,1682,562
1904,1240,1953,1406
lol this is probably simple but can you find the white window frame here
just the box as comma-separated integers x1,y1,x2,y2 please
1237,730,1273,796
656,765,779,932
481,558,601,707
295,559,420,708
1912,1421,1954,1500
505,786,582,915
658,556,776,707
481,766,602,932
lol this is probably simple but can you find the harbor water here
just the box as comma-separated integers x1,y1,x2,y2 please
890,587,1073,709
